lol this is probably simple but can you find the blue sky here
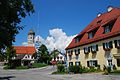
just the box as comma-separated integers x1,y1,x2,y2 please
14,0,120,46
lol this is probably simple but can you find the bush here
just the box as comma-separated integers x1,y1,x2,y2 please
89,66,96,72
103,65,111,75
69,65,82,74
81,67,89,73
57,64,65,72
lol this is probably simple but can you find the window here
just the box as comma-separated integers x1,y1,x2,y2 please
91,45,98,52
68,50,73,56
103,20,116,34
88,32,93,39
76,55,79,60
114,40,120,48
117,59,120,67
75,49,80,55
75,37,80,43
87,60,98,67
97,20,102,24
69,62,73,66
60,56,62,59
103,41,113,50
57,56,59,59
75,62,80,66
104,25,111,34
84,47,90,54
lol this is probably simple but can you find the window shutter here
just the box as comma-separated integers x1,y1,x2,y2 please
78,49,80,54
88,47,90,52
103,43,105,50
96,45,98,51
87,61,89,67
94,60,98,67
91,46,92,52
109,41,113,48
84,47,86,54
114,40,117,48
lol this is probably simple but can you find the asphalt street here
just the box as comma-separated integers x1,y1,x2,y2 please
0,66,120,80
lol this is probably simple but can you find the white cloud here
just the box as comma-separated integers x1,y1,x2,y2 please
22,42,28,46
35,28,76,53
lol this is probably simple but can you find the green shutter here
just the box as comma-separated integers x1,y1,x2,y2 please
96,45,98,51
103,43,105,50
88,47,90,52
94,60,98,67
109,41,113,48
87,61,89,67
114,40,117,48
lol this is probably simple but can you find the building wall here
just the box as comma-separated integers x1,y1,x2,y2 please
66,36,120,70
52,54,65,62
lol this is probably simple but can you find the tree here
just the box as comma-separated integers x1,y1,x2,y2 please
0,0,34,52
37,44,51,64
51,49,59,61
5,46,16,68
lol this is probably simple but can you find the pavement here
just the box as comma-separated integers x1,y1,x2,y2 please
0,65,120,80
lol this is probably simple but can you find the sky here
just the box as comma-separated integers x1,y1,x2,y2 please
14,0,120,53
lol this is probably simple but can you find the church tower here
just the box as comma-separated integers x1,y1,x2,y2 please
28,29,35,46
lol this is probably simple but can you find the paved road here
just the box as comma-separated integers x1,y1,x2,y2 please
0,66,120,80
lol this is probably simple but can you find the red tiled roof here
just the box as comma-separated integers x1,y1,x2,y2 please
14,46,36,54
66,8,120,50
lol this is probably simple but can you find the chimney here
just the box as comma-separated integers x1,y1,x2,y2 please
97,13,102,17
107,6,113,12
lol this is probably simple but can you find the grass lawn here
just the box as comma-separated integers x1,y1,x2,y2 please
32,63,48,68
110,70,120,74
3,63,48,70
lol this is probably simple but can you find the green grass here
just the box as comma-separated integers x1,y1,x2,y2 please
32,63,48,68
111,70,120,74
16,66,28,70
3,63,48,70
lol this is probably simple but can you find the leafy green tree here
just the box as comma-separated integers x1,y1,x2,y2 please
0,0,34,52
51,49,59,60
6,46,16,68
37,44,51,64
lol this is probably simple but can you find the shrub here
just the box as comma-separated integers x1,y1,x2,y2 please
73,66,80,74
89,66,96,72
107,66,111,73
57,64,65,72
69,65,82,74
103,65,111,75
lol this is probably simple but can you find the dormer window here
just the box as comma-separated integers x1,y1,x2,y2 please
114,40,120,48
103,19,116,34
84,47,90,54
75,37,80,43
88,32,93,39
91,45,98,53
103,41,113,51
104,25,111,34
